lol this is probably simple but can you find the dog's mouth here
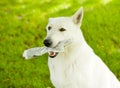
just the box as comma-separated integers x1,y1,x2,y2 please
48,51,59,58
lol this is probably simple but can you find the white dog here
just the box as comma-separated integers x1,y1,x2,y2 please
43,7,120,88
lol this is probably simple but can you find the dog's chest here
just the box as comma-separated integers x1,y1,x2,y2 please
48,57,84,88
48,58,67,85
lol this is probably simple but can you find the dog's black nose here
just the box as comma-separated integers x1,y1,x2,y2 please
43,39,52,47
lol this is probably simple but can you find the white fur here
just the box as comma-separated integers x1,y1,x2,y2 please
45,7,120,88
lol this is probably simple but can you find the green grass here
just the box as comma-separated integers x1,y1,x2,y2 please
0,0,120,88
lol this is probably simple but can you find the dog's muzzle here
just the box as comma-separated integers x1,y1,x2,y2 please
43,39,59,58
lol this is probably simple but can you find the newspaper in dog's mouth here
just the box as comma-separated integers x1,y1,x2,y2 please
23,39,72,59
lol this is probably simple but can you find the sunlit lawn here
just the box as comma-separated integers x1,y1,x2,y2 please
0,0,120,88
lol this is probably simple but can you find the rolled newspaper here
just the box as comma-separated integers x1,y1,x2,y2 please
23,39,72,59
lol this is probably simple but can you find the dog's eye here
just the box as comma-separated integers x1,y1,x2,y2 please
59,28,66,32
48,26,51,30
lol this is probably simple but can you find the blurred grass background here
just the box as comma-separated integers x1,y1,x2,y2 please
0,0,120,88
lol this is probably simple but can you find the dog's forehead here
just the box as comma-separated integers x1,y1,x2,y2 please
48,17,71,26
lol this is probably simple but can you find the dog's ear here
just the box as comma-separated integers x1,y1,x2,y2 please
72,7,83,26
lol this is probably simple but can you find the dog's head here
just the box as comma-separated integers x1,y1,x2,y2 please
43,7,84,58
